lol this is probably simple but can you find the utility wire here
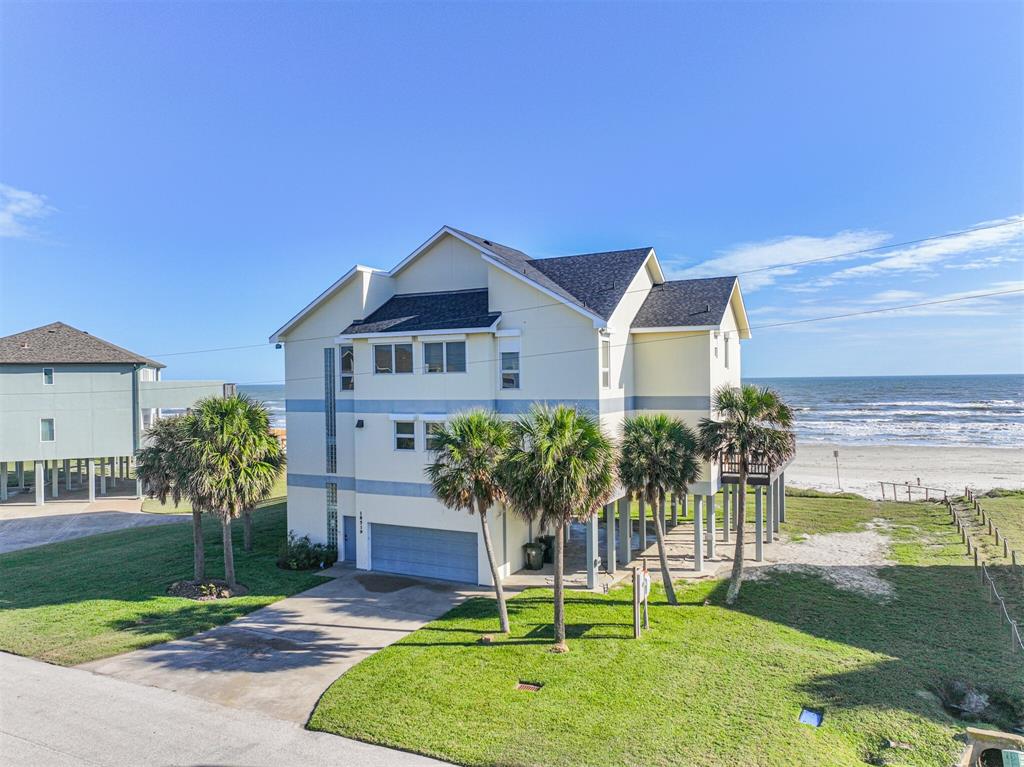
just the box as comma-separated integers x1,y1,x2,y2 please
5,286,1020,400
146,219,1023,359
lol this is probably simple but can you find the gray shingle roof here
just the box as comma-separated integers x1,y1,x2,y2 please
342,288,500,335
0,322,164,367
449,227,652,320
631,276,738,329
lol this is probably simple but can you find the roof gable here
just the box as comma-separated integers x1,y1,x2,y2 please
528,248,654,320
0,322,164,367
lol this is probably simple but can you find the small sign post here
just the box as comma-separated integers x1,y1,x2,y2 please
833,449,841,490
631,567,641,639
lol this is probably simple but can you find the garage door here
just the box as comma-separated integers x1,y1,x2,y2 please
370,523,478,584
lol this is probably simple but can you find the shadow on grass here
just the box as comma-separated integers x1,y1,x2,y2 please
705,564,1024,730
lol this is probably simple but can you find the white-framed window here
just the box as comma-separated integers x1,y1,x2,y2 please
43,368,54,385
501,351,520,389
374,343,413,374
724,333,730,369
40,418,55,442
424,421,446,451
340,345,354,390
394,420,416,450
422,341,466,373
600,339,611,389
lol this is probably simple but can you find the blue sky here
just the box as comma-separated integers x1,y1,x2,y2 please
2,1,1022,382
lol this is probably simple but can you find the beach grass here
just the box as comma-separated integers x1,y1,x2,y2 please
0,503,321,665
966,489,1024,625
308,493,1022,767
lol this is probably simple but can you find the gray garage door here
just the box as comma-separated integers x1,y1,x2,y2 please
370,523,478,584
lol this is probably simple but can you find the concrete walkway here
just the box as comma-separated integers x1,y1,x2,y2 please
81,567,481,723
0,651,445,767
0,494,188,554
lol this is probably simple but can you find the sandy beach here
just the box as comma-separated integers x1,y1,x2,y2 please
787,442,1024,499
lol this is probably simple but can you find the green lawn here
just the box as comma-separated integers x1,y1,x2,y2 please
141,473,288,514
0,503,322,665
309,495,1023,767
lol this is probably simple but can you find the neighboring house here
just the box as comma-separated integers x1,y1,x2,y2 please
271,226,751,587
0,322,229,505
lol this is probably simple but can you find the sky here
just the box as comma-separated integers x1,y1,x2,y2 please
1,1,1022,383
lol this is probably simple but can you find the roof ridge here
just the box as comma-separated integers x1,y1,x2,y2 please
529,246,653,262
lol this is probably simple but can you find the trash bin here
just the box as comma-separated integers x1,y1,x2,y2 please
523,542,545,570
536,535,555,564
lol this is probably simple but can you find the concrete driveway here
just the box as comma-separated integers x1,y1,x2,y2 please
1,651,445,767
81,567,480,723
0,496,188,554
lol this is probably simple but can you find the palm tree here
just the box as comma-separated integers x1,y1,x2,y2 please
618,414,700,606
698,384,795,605
425,411,513,634
501,404,616,652
184,395,285,589
136,415,205,581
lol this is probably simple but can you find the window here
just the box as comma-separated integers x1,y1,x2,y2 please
425,421,445,451
324,348,337,473
501,351,520,389
724,333,730,369
43,368,54,385
394,421,416,450
340,345,354,390
600,339,611,388
40,418,55,442
374,343,413,374
326,482,338,552
423,341,466,373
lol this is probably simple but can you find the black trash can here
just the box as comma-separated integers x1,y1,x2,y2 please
536,535,555,564
523,542,545,570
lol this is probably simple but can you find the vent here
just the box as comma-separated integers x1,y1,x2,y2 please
516,681,543,692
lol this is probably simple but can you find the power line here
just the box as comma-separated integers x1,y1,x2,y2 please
5,286,1020,400
145,219,1023,360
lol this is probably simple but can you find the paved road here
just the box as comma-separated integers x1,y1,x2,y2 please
82,567,480,722
0,495,187,554
0,652,446,766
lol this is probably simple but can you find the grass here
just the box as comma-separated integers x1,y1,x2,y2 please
0,503,322,665
962,489,1024,625
309,494,1024,767
141,473,288,514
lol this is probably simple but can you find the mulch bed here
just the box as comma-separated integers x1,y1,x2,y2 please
167,579,249,600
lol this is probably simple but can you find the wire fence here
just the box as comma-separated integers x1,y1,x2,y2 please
948,490,1023,654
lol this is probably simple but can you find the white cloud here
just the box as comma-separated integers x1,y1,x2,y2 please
0,183,54,238
864,289,924,304
663,230,891,291
663,214,1024,295
812,215,1024,287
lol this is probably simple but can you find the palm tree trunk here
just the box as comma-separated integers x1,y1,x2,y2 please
653,490,677,605
242,509,253,552
552,517,567,652
221,514,237,589
476,500,509,634
726,469,748,605
192,509,205,582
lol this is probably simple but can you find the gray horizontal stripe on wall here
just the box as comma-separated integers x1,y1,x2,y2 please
285,396,709,415
287,472,432,498
286,398,602,415
630,395,711,411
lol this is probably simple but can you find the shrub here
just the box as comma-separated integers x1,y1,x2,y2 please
277,531,338,570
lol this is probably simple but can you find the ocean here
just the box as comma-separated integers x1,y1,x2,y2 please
240,373,1024,449
749,374,1023,449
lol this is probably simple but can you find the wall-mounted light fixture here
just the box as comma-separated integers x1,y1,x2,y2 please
356,419,365,428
